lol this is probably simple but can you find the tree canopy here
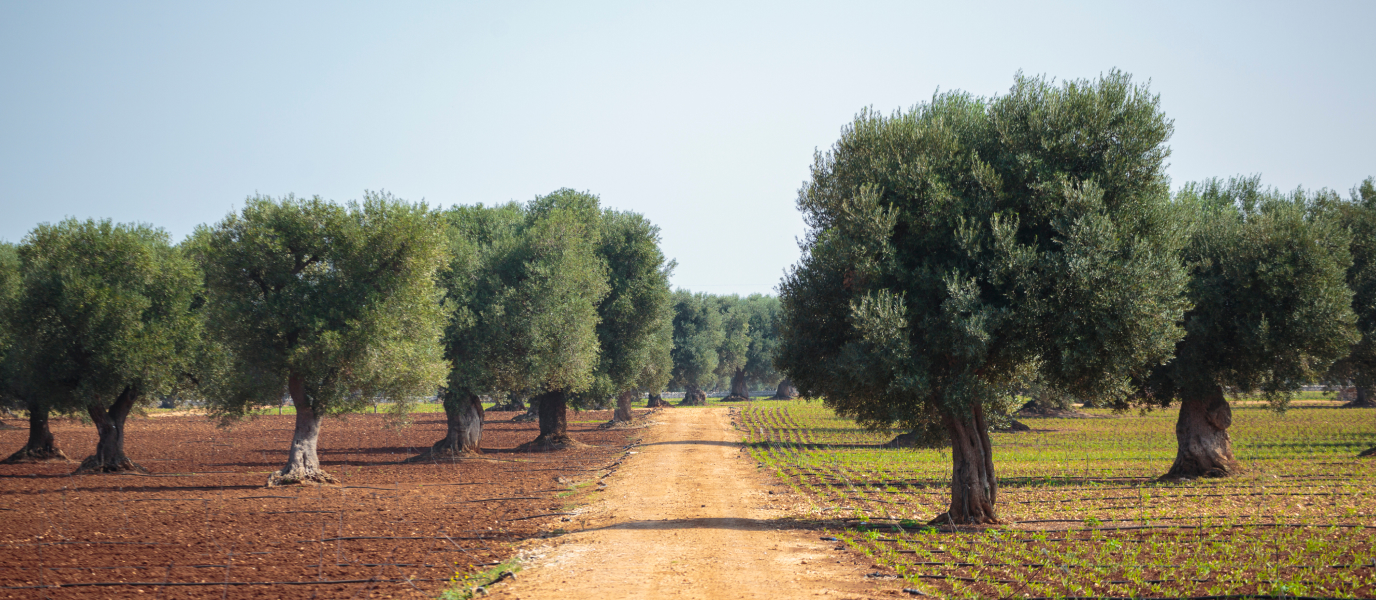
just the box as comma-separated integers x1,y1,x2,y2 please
7,219,202,472
777,71,1190,523
1129,177,1358,478
192,193,450,485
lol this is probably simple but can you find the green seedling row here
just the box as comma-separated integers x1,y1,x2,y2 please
741,399,1376,598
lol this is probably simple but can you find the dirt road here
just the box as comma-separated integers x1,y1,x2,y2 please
491,406,887,599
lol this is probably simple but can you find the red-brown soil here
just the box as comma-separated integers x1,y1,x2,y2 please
0,409,642,599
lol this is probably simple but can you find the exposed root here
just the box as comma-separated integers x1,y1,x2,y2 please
2,447,71,464
719,395,751,403
883,432,944,449
73,455,147,474
1359,447,1375,458
266,468,340,487
928,511,1000,526
511,412,538,423
401,440,481,465
517,435,588,452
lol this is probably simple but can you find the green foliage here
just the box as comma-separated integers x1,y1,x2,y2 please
0,243,24,412
669,290,724,391
1320,177,1376,391
8,219,201,412
191,193,450,418
443,191,610,404
778,70,1189,432
1135,177,1359,408
739,294,783,388
577,203,675,403
714,295,752,384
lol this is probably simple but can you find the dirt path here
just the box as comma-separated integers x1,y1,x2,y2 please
491,406,888,599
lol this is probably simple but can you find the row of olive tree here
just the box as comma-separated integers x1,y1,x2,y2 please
0,189,675,485
666,292,788,405
776,70,1375,524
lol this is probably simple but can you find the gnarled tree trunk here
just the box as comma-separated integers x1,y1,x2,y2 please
268,373,337,486
723,370,750,401
612,390,637,423
679,385,707,406
75,387,144,474
646,391,671,408
1163,385,1240,479
408,390,483,462
932,404,999,525
531,390,572,448
772,379,798,400
3,399,68,463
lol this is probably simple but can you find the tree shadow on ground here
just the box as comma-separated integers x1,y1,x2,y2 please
572,516,825,534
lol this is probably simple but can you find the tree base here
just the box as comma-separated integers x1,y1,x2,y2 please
2,447,70,464
73,455,147,474
512,411,539,423
1015,401,1095,418
646,397,673,408
1359,446,1376,458
266,467,339,487
1159,462,1240,481
929,511,1001,526
404,440,481,463
518,434,587,452
1341,399,1376,408
678,390,708,406
719,394,751,402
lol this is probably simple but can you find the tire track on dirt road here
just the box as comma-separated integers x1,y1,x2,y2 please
490,406,889,599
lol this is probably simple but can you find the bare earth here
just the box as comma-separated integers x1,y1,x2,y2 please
492,406,890,600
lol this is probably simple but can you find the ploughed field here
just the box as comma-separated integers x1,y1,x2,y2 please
0,410,640,599
741,400,1376,598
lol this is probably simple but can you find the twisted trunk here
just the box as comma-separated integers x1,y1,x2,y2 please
645,391,671,408
1163,384,1239,479
75,387,143,474
722,370,750,401
932,403,999,525
772,379,798,400
267,372,337,486
3,399,68,463
408,390,483,461
531,390,571,447
612,390,637,423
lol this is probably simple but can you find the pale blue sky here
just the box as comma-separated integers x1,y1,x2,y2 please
2,1,1372,295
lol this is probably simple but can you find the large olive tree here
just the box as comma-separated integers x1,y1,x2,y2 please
6,220,201,473
193,194,449,485
778,72,1190,524
1130,178,1357,478
410,202,527,459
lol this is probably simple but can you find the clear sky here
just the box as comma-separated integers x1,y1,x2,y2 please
2,1,1372,296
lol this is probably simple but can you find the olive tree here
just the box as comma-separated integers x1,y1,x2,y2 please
716,296,752,401
669,290,724,406
778,71,1189,524
514,190,609,448
410,202,526,460
7,220,201,473
0,242,70,463
1321,177,1376,414
1130,178,1357,478
578,207,674,424
193,194,449,485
